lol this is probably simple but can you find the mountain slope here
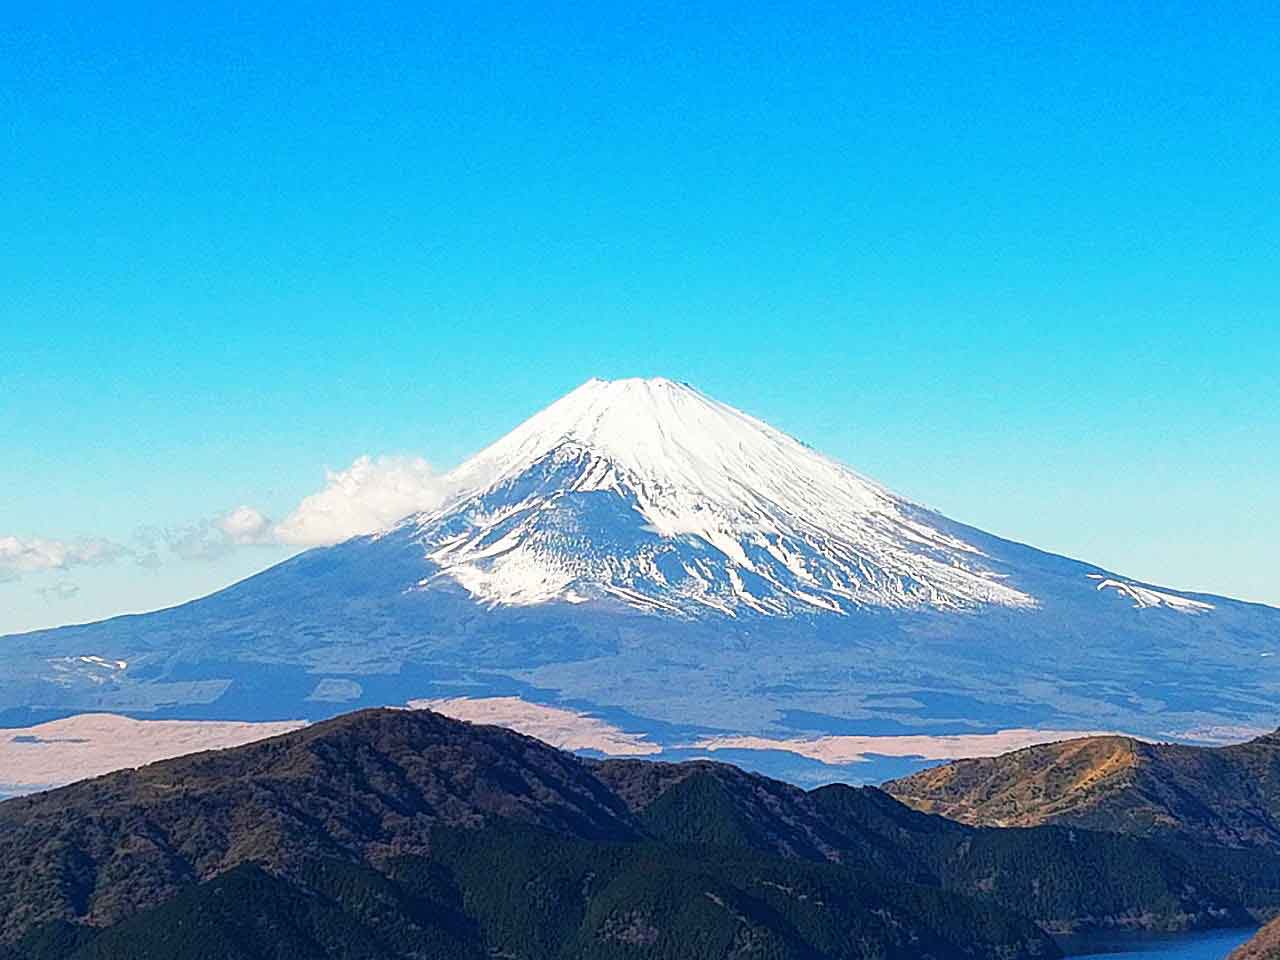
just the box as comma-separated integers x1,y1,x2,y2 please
3,378,1278,780
1,706,1274,960
1231,917,1280,960
14,839,1059,960
595,759,1262,934
884,729,1280,849
416,376,1035,615
0,708,1073,960
0,709,636,940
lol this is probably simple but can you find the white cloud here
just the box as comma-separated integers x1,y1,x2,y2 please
159,506,277,561
218,505,274,545
0,536,130,579
273,455,449,547
163,519,233,561
37,582,81,601
3,452,453,583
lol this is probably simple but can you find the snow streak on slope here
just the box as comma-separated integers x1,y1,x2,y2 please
401,378,1036,617
1087,574,1215,613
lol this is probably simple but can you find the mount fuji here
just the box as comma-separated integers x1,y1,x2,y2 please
4,378,1278,784
417,376,1035,617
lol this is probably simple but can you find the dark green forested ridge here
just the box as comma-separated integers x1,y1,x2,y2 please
0,708,1276,960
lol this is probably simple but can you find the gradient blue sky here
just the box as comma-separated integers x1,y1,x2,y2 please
3,2,1278,633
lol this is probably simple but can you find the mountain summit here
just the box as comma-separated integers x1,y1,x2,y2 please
410,377,1032,616
3,378,1277,782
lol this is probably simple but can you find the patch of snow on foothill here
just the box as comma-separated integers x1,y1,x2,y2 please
401,378,1039,617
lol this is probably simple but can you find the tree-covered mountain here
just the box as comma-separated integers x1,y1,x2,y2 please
884,729,1280,849
595,758,1267,932
0,708,1276,960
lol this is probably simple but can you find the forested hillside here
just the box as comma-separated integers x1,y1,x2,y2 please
1,709,1276,959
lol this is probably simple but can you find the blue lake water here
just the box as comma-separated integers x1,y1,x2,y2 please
1059,927,1257,959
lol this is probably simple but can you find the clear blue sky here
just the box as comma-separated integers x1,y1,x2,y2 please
3,2,1277,633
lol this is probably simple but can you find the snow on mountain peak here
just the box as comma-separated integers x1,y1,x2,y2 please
409,378,1037,617
447,376,885,509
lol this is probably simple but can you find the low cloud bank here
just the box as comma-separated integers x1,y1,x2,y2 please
0,698,655,796
0,699,1197,799
411,696,661,757
3,453,460,590
274,455,450,546
0,714,306,796
219,506,275,545
689,728,1137,765
0,536,130,581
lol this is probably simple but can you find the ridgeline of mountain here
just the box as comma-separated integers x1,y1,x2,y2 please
4,379,1279,786
885,729,1280,849
3,708,1280,960
593,756,1273,929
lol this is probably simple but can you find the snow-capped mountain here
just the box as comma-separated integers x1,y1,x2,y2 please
409,377,1033,616
3,377,1277,786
